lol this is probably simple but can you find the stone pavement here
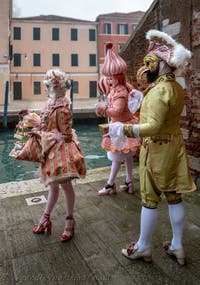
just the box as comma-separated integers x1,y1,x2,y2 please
0,166,200,285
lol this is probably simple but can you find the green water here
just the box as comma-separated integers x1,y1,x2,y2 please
0,124,111,183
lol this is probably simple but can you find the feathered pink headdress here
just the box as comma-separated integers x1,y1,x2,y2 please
146,30,192,72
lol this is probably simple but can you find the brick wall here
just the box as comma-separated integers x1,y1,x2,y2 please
187,5,200,186
121,1,159,86
121,0,200,188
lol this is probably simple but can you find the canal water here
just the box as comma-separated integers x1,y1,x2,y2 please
0,123,111,183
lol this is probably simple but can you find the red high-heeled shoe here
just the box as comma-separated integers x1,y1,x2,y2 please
60,215,75,242
33,212,52,235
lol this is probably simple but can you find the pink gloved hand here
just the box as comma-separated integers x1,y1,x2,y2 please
95,104,106,116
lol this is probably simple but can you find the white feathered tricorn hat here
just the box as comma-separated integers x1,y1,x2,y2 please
146,29,192,72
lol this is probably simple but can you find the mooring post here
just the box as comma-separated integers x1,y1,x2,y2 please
70,79,74,115
3,80,9,129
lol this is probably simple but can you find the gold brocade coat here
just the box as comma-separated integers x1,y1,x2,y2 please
136,74,196,193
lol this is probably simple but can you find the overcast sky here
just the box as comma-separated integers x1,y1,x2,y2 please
13,0,154,21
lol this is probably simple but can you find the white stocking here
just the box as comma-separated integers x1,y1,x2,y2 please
61,181,75,217
168,202,185,250
61,181,75,235
39,182,59,224
107,161,121,185
137,206,158,251
124,156,133,183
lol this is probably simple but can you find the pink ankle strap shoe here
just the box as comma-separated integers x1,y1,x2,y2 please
120,181,134,194
98,183,116,196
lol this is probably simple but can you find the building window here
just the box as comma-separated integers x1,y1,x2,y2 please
33,54,41,66
13,82,22,100
52,54,60,66
71,54,78,66
71,28,78,41
52,28,59,40
117,24,128,35
33,27,40,40
73,81,79,93
118,43,125,52
89,54,96,66
104,23,111,34
13,27,21,40
89,29,96,41
33,82,41,95
13,53,21,66
89,81,97,97
132,24,137,31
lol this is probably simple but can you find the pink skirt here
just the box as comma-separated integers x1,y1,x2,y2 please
40,141,86,186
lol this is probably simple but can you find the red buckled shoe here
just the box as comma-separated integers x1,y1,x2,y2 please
163,241,185,265
122,242,152,262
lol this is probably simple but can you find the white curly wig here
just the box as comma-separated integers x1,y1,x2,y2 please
44,69,70,90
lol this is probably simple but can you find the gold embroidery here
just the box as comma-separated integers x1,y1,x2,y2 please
123,124,134,137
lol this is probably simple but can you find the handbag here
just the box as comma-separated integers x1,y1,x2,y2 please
9,135,42,163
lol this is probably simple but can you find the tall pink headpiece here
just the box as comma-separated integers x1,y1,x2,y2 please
101,43,127,76
98,76,111,95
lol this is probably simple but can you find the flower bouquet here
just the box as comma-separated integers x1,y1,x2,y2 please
14,109,41,140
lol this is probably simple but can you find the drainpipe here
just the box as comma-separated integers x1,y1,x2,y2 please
3,80,9,129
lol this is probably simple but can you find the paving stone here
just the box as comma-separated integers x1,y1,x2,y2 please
12,252,56,285
0,259,15,285
0,230,10,263
4,221,44,259
0,167,200,284
46,243,97,285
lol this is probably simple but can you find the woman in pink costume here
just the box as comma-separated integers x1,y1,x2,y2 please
96,43,142,195
32,69,86,241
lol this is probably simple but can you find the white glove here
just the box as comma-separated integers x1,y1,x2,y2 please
128,89,143,113
109,122,125,150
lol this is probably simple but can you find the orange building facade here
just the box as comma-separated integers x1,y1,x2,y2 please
10,15,98,101
0,0,12,105
96,12,144,72
0,0,144,104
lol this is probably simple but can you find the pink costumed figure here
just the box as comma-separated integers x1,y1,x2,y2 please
96,43,142,195
32,69,86,242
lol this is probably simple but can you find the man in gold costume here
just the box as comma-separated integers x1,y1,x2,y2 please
109,30,196,265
